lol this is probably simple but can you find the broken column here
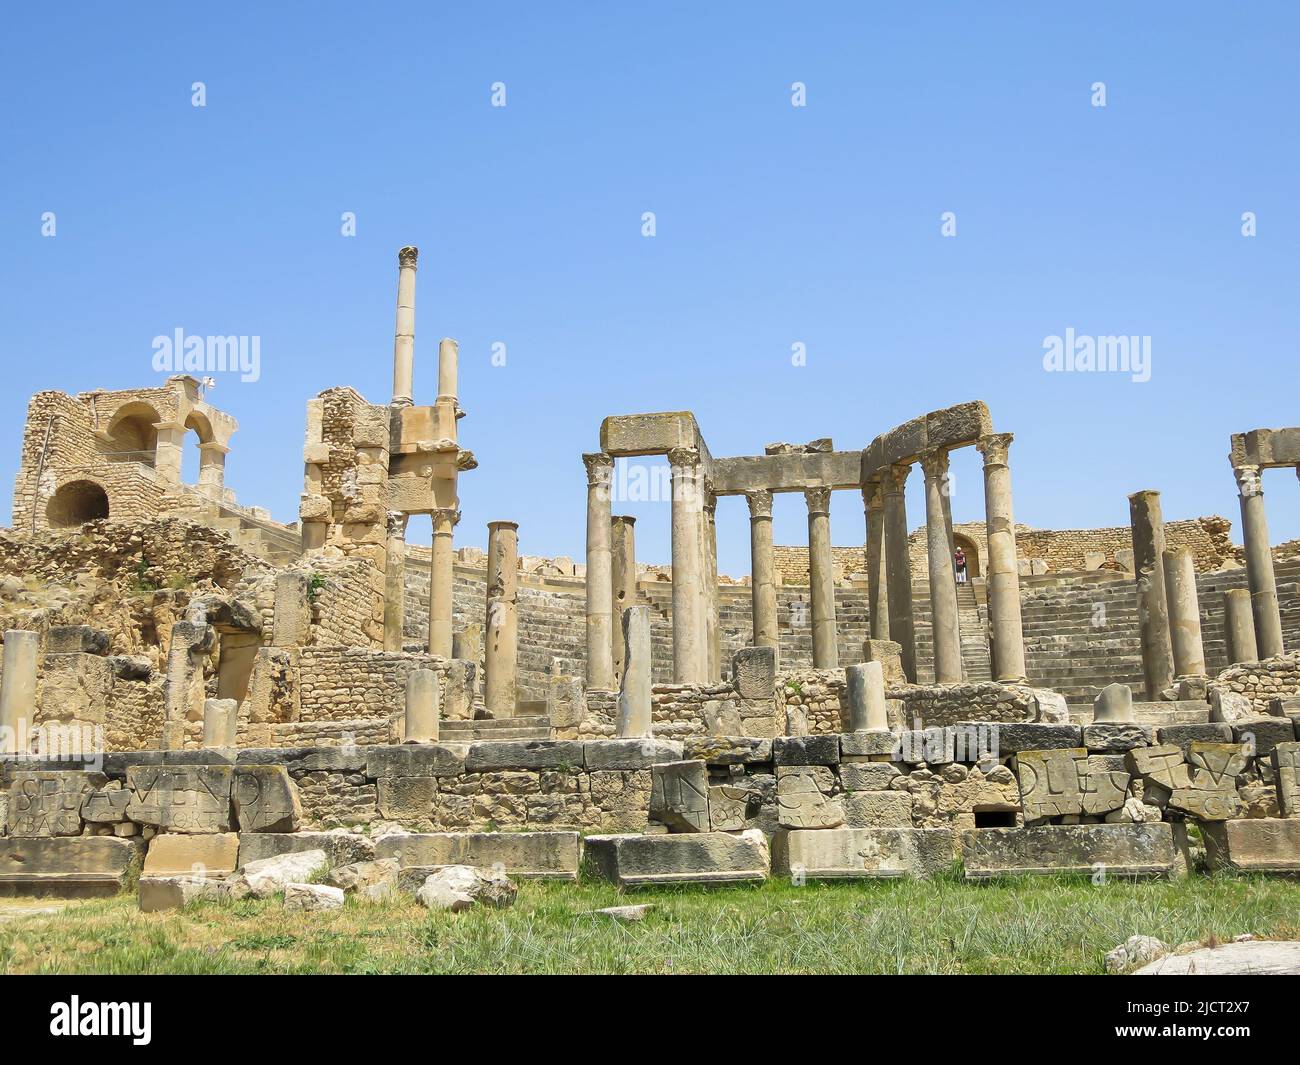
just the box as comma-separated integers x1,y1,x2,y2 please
583,453,615,690
615,605,653,738
1128,489,1174,699
805,486,839,669
403,668,440,743
427,507,457,658
920,448,961,683
1162,546,1206,680
610,515,637,688
863,480,890,642
1092,682,1134,723
746,489,778,651
163,621,214,749
1234,463,1284,658
882,463,916,682
844,660,888,732
202,698,238,748
391,246,417,407
383,511,408,652
484,521,519,717
669,447,707,684
0,630,38,755
976,433,1027,681
1224,588,1259,664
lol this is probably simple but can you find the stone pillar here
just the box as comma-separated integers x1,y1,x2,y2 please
610,515,637,689
844,661,888,732
383,511,408,652
746,489,778,651
1128,489,1174,699
272,572,311,647
921,449,962,684
152,421,186,485
427,507,457,658
437,335,459,403
881,463,917,682
805,487,839,669
197,442,228,500
1092,682,1134,724
0,630,38,755
484,521,519,717
863,481,890,642
202,698,238,748
391,246,417,407
1162,546,1206,679
703,488,721,682
615,605,653,738
976,433,1027,682
669,447,707,684
1235,464,1284,658
583,453,616,690
403,668,440,743
1224,588,1258,664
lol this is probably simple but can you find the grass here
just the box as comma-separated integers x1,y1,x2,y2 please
2,873,1298,974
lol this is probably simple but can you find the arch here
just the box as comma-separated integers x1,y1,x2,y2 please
952,532,981,578
104,402,161,467
46,480,109,528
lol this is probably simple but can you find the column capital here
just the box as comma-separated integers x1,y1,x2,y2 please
386,511,409,538
861,479,885,509
1234,463,1262,499
431,507,461,532
804,486,832,515
918,447,950,481
882,463,911,496
746,488,773,519
703,488,717,516
666,446,700,470
398,246,419,270
976,432,1014,466
611,514,637,528
582,452,614,486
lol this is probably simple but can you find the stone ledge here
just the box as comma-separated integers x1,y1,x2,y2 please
582,831,769,886
374,830,581,880
772,827,957,879
960,824,1184,879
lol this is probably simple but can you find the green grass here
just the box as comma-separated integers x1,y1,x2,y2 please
2,873,1296,974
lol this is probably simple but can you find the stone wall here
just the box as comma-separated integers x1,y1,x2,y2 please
1210,654,1300,715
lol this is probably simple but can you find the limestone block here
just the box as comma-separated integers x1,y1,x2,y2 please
138,875,223,912
961,824,1183,878
772,827,957,879
682,737,773,764
1210,688,1255,724
1233,717,1295,760
1274,742,1300,816
650,761,710,832
326,859,398,897
464,740,584,773
582,830,769,886
125,765,234,833
1092,682,1135,724
732,646,777,701
232,765,301,832
840,730,897,759
1015,748,1086,821
1134,941,1300,975
776,765,844,829
365,744,464,779
414,866,517,910
144,832,240,877
861,639,905,685
1155,722,1233,750
773,734,840,766
547,673,585,730
843,790,913,828
1125,745,1191,791
6,771,104,837
1187,742,1249,783
284,882,345,911
1083,723,1152,752
377,776,437,820
1031,689,1070,724
227,848,329,898
0,836,143,897
82,783,131,824
707,785,750,831
1201,818,1300,873
582,738,684,771
990,723,1082,754
1081,756,1131,816
840,761,901,791
46,626,110,655
236,831,375,868
374,830,580,880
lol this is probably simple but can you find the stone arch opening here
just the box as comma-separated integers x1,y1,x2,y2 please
104,402,160,467
953,532,981,579
46,480,109,528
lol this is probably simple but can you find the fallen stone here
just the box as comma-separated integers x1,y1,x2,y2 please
138,875,223,912
591,903,655,922
582,830,770,886
236,831,375,868
0,836,143,898
649,761,710,832
415,865,517,910
326,859,399,897
284,882,345,912
1104,935,1169,974
1209,688,1254,725
1201,818,1300,873
373,830,580,880
227,848,329,899
1134,940,1300,975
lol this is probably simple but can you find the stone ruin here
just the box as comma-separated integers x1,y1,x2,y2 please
1,246,1299,902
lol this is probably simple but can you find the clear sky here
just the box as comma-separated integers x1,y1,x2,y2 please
1,3,1296,577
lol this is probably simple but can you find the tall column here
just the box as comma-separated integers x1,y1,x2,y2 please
437,336,458,404
1234,464,1284,658
197,442,228,500
615,605,653,738
976,433,1026,682
583,453,615,690
383,511,408,652
805,486,839,669
610,515,637,689
863,481,890,642
746,489,778,650
669,447,707,684
1162,546,1206,678
1223,588,1259,664
0,630,39,755
1128,489,1175,699
391,246,417,407
484,520,519,717
703,488,721,681
882,463,917,681
427,507,457,657
921,449,962,683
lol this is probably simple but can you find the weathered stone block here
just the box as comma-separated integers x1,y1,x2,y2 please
650,761,710,832
707,785,750,831
839,730,897,759
82,784,131,825
840,761,901,792
1156,722,1233,750
236,831,375,868
464,740,584,773
843,790,913,828
1274,741,1300,816
990,723,1082,754
126,765,234,833
365,744,464,779
6,771,104,837
1233,717,1296,760
0,836,143,897
772,827,957,879
682,736,773,764
375,831,580,880
961,824,1183,878
582,738,684,771
582,830,769,886
1201,818,1300,873
773,735,840,766
1126,745,1191,790
1082,723,1152,752
144,832,240,877
732,646,776,701
1015,748,1086,821
232,765,301,832
377,776,437,820
776,765,844,829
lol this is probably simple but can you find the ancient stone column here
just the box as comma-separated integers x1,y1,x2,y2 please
383,511,408,652
746,489,778,651
583,453,616,690
615,605,653,738
152,421,186,485
427,508,457,658
863,481,890,642
805,487,839,669
881,463,917,682
484,521,519,717
976,433,1027,682
0,630,38,755
403,668,440,742
437,336,459,403
669,447,707,684
202,697,238,748
391,246,417,407
1234,464,1284,658
703,488,721,682
610,515,637,688
197,442,228,501
1128,489,1174,699
1224,587,1259,664
920,449,962,684
1162,546,1206,679
844,661,888,732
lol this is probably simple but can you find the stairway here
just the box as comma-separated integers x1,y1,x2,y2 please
910,579,993,683
438,716,550,742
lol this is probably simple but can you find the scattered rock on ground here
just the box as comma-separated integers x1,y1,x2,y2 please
415,865,517,912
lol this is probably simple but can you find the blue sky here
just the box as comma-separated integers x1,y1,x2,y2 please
1,3,1296,577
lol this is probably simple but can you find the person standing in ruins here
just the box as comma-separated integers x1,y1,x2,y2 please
954,547,967,584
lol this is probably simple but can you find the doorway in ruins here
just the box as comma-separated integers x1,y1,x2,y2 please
953,533,981,579
46,480,110,528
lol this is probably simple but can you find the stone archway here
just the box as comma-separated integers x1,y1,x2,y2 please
46,480,109,528
953,532,981,578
